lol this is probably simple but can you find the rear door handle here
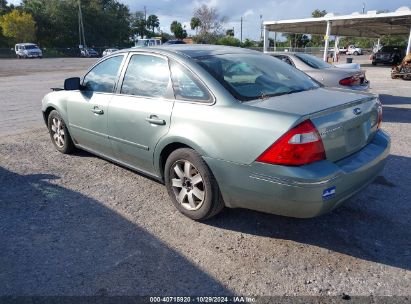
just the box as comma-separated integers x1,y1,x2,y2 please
145,115,166,125
90,107,104,115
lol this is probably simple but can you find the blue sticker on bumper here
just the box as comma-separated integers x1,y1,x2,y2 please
322,186,336,200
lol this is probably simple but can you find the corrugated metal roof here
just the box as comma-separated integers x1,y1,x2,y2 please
264,7,411,37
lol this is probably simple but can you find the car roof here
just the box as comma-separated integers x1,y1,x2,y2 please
117,45,261,58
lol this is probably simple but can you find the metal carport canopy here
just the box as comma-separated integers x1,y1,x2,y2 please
263,7,411,60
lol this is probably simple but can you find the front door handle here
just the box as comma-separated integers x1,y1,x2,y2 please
145,115,166,126
90,107,104,115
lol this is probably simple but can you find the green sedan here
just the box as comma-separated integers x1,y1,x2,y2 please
41,45,390,220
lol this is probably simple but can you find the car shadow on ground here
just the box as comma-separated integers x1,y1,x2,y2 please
379,94,411,124
0,167,231,295
206,154,411,271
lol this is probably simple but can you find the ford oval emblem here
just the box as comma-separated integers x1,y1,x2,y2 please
353,108,362,115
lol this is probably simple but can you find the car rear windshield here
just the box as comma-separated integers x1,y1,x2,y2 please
294,53,331,69
195,53,320,101
380,46,400,52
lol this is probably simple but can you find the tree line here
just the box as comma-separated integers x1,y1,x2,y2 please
0,1,407,49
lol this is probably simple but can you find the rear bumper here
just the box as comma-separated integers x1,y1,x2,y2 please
373,58,396,64
204,130,390,218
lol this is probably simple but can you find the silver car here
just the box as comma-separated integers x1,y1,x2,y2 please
102,48,119,57
41,45,389,220
271,52,369,91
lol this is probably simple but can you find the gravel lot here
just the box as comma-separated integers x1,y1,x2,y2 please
0,57,410,298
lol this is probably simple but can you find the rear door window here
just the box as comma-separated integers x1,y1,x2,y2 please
121,54,171,98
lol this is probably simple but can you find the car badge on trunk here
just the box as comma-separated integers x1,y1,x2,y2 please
353,108,362,115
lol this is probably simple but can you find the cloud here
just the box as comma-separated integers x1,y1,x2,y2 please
243,9,254,18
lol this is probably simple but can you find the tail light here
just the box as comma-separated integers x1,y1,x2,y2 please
256,120,326,166
339,74,362,86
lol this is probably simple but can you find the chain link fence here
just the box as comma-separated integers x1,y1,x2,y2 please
0,46,372,59
0,47,111,58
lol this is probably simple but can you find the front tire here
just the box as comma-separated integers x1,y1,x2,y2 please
47,110,75,154
165,148,224,220
354,51,359,56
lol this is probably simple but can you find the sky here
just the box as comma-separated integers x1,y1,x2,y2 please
7,0,411,40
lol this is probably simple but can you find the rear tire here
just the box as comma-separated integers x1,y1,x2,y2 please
165,148,224,220
47,110,75,154
372,61,377,66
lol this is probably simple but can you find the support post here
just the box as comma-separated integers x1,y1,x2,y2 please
407,27,411,55
334,36,339,62
274,32,277,52
263,25,269,53
323,20,331,62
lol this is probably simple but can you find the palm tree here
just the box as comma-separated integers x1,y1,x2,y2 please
146,14,159,34
190,17,201,35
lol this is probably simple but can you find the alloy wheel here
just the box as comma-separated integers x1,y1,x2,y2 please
170,160,205,211
51,117,65,148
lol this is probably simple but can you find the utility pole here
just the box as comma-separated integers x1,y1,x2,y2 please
260,14,263,41
78,0,86,48
144,5,147,21
240,17,243,43
362,2,365,14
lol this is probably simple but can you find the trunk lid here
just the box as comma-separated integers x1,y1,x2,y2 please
247,87,380,162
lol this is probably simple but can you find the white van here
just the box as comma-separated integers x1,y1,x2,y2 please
15,43,43,59
134,38,162,48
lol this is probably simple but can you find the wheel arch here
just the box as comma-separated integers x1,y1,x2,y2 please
42,95,69,129
154,138,208,181
43,106,56,126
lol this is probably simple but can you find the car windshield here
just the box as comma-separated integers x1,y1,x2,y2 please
294,53,331,69
25,45,38,49
196,53,320,102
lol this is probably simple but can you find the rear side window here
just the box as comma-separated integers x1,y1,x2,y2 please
83,55,124,93
170,60,211,102
273,55,294,66
121,54,170,98
294,53,331,69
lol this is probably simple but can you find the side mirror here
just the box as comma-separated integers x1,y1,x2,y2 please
64,77,81,90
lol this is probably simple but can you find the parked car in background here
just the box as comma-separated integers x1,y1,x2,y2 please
134,38,162,47
41,45,389,220
102,48,119,57
15,43,42,59
372,46,406,66
339,45,363,55
163,40,186,45
271,52,369,91
80,48,99,57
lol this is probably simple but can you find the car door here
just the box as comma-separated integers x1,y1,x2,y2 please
67,54,125,156
107,53,174,174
